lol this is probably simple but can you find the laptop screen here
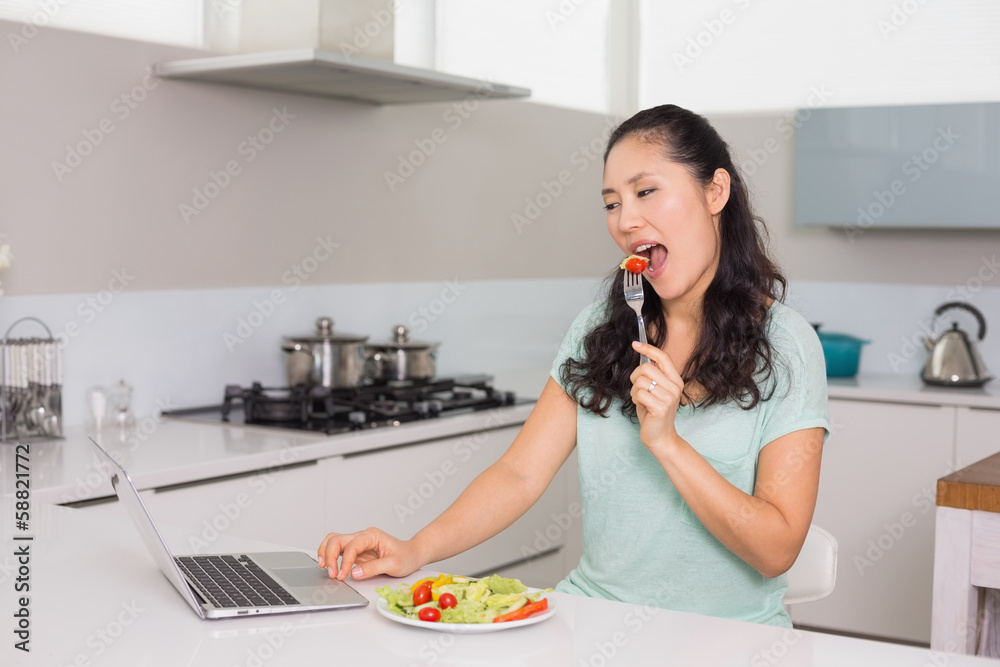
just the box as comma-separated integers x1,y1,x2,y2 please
88,437,207,618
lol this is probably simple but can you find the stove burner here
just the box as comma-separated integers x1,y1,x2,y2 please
211,376,516,435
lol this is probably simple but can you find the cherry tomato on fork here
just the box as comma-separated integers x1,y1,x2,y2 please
412,584,432,606
438,593,457,609
419,607,441,622
621,255,648,274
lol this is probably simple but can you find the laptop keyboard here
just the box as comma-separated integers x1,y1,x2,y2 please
175,555,299,608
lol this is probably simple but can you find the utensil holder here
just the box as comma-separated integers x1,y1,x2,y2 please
1,316,64,443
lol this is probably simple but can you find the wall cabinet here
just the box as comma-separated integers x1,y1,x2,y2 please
790,399,956,644
794,102,1000,228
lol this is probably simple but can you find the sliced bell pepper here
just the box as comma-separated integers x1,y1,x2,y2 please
430,574,454,600
410,577,436,593
492,597,548,623
412,574,455,599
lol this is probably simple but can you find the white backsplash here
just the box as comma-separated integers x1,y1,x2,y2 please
2,277,997,427
0,278,604,427
787,280,1000,380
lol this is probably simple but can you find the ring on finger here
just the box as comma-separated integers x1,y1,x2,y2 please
647,380,657,393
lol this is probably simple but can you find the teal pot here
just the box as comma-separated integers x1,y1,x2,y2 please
813,326,871,378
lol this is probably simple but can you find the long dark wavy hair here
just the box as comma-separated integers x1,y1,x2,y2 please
561,104,787,418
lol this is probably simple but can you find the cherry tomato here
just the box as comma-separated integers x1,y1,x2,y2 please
438,593,457,609
624,256,648,274
418,607,441,622
412,584,432,606
410,577,435,592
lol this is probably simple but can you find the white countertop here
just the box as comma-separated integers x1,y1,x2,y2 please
1,503,994,666
5,402,535,506
511,365,1000,410
8,373,997,509
828,374,1000,409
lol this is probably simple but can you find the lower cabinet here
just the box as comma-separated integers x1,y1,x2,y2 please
137,459,326,554
61,418,582,588
322,425,575,584
789,399,956,644
494,548,568,590
955,405,1000,470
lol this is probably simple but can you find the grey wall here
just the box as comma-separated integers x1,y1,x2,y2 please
0,21,619,297
3,21,998,300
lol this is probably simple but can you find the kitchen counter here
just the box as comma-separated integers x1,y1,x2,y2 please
6,371,997,654
933,452,1000,654
511,367,1000,409
938,450,1000,512
13,372,995,509
1,502,996,667
1,400,567,597
6,402,535,506
827,374,1000,408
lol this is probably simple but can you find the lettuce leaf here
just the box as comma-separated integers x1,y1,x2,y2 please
440,599,499,624
484,574,527,595
376,584,416,618
483,593,526,609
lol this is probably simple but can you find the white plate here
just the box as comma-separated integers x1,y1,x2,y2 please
375,595,554,633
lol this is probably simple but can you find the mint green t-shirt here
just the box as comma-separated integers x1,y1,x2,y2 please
551,299,829,627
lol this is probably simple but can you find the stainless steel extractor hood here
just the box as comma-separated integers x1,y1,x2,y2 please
153,48,531,105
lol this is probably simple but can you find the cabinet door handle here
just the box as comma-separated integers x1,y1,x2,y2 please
342,426,522,460
467,546,563,579
152,459,318,493
62,495,119,509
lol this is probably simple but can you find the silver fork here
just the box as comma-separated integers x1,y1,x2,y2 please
623,271,649,365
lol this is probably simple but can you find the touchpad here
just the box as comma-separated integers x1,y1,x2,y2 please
271,567,330,587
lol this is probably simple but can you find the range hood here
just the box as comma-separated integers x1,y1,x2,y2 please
153,49,532,105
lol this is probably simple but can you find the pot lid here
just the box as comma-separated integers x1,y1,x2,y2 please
288,317,367,343
368,325,439,350
816,330,870,344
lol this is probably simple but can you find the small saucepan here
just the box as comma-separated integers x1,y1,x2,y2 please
366,325,439,383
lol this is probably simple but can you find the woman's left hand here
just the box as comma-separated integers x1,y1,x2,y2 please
629,341,685,454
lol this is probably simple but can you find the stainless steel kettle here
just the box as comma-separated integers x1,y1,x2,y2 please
921,302,993,387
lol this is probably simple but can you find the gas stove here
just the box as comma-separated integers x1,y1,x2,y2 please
162,375,521,435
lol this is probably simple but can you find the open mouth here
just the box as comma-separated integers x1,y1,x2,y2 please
633,242,668,274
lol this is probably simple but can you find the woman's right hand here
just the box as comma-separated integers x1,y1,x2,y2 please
317,527,423,581
629,341,685,455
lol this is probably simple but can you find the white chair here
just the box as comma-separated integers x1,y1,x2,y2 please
784,524,838,605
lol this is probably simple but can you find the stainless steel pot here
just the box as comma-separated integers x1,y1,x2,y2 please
282,317,368,388
366,325,438,382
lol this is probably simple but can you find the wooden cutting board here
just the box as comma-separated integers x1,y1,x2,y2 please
937,451,1000,513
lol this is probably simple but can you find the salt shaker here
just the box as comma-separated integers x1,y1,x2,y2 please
87,385,107,434
109,380,136,437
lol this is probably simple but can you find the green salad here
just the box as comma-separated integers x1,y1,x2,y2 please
376,573,550,624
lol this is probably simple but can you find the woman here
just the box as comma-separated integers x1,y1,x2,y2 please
318,104,828,627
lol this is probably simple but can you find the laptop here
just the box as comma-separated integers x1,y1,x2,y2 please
87,437,369,619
